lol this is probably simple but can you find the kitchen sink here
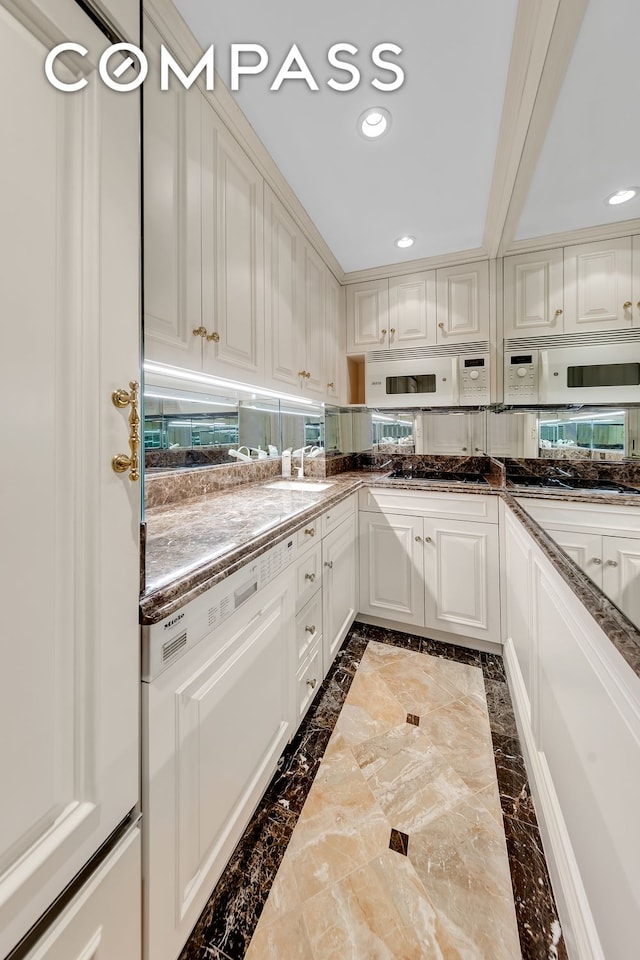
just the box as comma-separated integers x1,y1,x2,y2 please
262,479,335,491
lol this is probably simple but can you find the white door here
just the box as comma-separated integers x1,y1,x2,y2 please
143,16,204,370
323,515,358,669
264,185,302,392
602,536,640,629
301,242,326,397
346,279,389,353
1,1,140,954
324,269,344,402
436,260,490,343
564,237,633,332
423,518,499,641
203,120,264,381
388,270,437,348
503,248,564,338
543,527,603,588
359,513,424,626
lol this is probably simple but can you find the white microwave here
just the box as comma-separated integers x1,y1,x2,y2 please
504,332,640,405
365,345,491,408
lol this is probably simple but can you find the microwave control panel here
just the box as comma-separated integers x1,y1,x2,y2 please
459,355,491,405
504,351,539,404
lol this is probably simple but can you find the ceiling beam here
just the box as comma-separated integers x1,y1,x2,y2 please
483,0,587,259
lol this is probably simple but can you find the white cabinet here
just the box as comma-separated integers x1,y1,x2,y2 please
417,411,486,456
436,260,490,343
359,491,499,643
602,536,640,627
1,0,140,953
563,237,633,333
301,242,326,398
387,271,437,348
544,527,604,588
143,571,294,960
359,512,425,627
22,827,141,960
323,512,359,668
503,248,564,337
324,269,345,402
346,279,389,353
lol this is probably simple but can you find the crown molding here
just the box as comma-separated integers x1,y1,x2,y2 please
497,0,588,256
341,246,489,285
503,217,640,256
143,0,346,283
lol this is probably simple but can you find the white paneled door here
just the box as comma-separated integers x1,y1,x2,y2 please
359,512,425,626
0,0,140,954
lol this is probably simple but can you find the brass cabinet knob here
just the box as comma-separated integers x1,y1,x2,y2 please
637,302,640,310
390,327,396,335
305,572,316,582
206,330,220,342
192,326,208,338
298,370,307,378
305,624,316,634
327,381,335,389
306,677,317,689
304,528,315,537
554,309,563,317
606,559,618,567
111,380,140,482
415,535,422,542
324,560,333,569
381,329,387,336
623,301,632,309
592,557,602,565
424,536,432,543
305,371,312,379
438,322,445,330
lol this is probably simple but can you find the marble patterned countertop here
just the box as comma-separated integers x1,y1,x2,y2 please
140,467,640,679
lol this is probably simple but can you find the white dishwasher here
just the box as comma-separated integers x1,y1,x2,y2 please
141,535,297,960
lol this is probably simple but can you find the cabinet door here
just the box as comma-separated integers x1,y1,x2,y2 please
323,514,358,668
264,186,303,391
143,578,293,960
564,237,633,332
23,827,141,960
301,242,326,397
324,269,344,402
436,260,489,343
632,235,640,328
202,120,264,381
346,279,389,353
1,1,140,952
417,412,472,455
423,518,499,641
359,512,424,627
543,527,603,588
388,270,436,348
503,249,564,338
602,536,640,628
143,18,203,370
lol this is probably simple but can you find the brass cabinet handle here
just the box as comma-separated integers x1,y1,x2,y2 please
306,677,317,689
305,624,316,634
592,557,602,565
304,528,315,537
325,560,333,569
327,381,335,389
305,572,316,582
623,301,632,309
112,380,140,482
554,309,563,317
192,326,208,338
606,559,618,567
206,330,220,342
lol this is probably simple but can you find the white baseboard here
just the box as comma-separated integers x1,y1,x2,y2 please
503,639,605,960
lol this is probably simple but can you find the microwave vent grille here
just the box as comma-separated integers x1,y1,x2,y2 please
367,341,490,362
505,329,640,351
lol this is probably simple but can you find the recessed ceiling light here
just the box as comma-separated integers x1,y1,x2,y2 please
605,187,639,205
358,107,391,140
394,235,415,249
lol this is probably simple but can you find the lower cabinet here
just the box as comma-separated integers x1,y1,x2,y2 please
323,512,358,668
359,491,499,644
23,826,141,960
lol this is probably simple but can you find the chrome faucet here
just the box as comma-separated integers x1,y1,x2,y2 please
549,466,574,477
297,446,304,479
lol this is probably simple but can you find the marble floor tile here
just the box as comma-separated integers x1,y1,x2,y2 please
484,678,520,739
408,794,522,960
333,665,407,745
244,906,314,960
417,695,498,793
491,733,538,828
375,656,462,716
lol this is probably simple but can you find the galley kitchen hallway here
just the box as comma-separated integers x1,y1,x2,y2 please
180,626,567,960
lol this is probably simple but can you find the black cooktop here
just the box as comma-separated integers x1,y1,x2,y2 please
508,474,640,495
390,470,488,485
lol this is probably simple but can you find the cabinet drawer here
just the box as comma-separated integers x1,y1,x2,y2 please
295,639,323,726
322,493,357,537
295,592,323,664
517,497,640,537
359,487,498,523
295,541,322,610
297,518,320,551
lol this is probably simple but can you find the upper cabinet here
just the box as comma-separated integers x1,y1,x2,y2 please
324,271,345,403
346,262,488,355
504,236,640,339
503,249,564,338
435,261,490,344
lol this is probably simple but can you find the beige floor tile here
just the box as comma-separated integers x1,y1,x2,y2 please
256,855,301,928
418,653,486,703
375,657,461,716
475,783,505,827
417,695,496,793
362,639,425,672
244,905,314,960
408,794,521,960
333,667,406,746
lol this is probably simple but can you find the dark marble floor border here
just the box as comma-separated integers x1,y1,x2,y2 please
178,623,566,960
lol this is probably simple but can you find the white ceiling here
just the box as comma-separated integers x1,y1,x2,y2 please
171,0,640,273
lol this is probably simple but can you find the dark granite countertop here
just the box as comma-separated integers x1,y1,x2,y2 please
140,467,640,680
